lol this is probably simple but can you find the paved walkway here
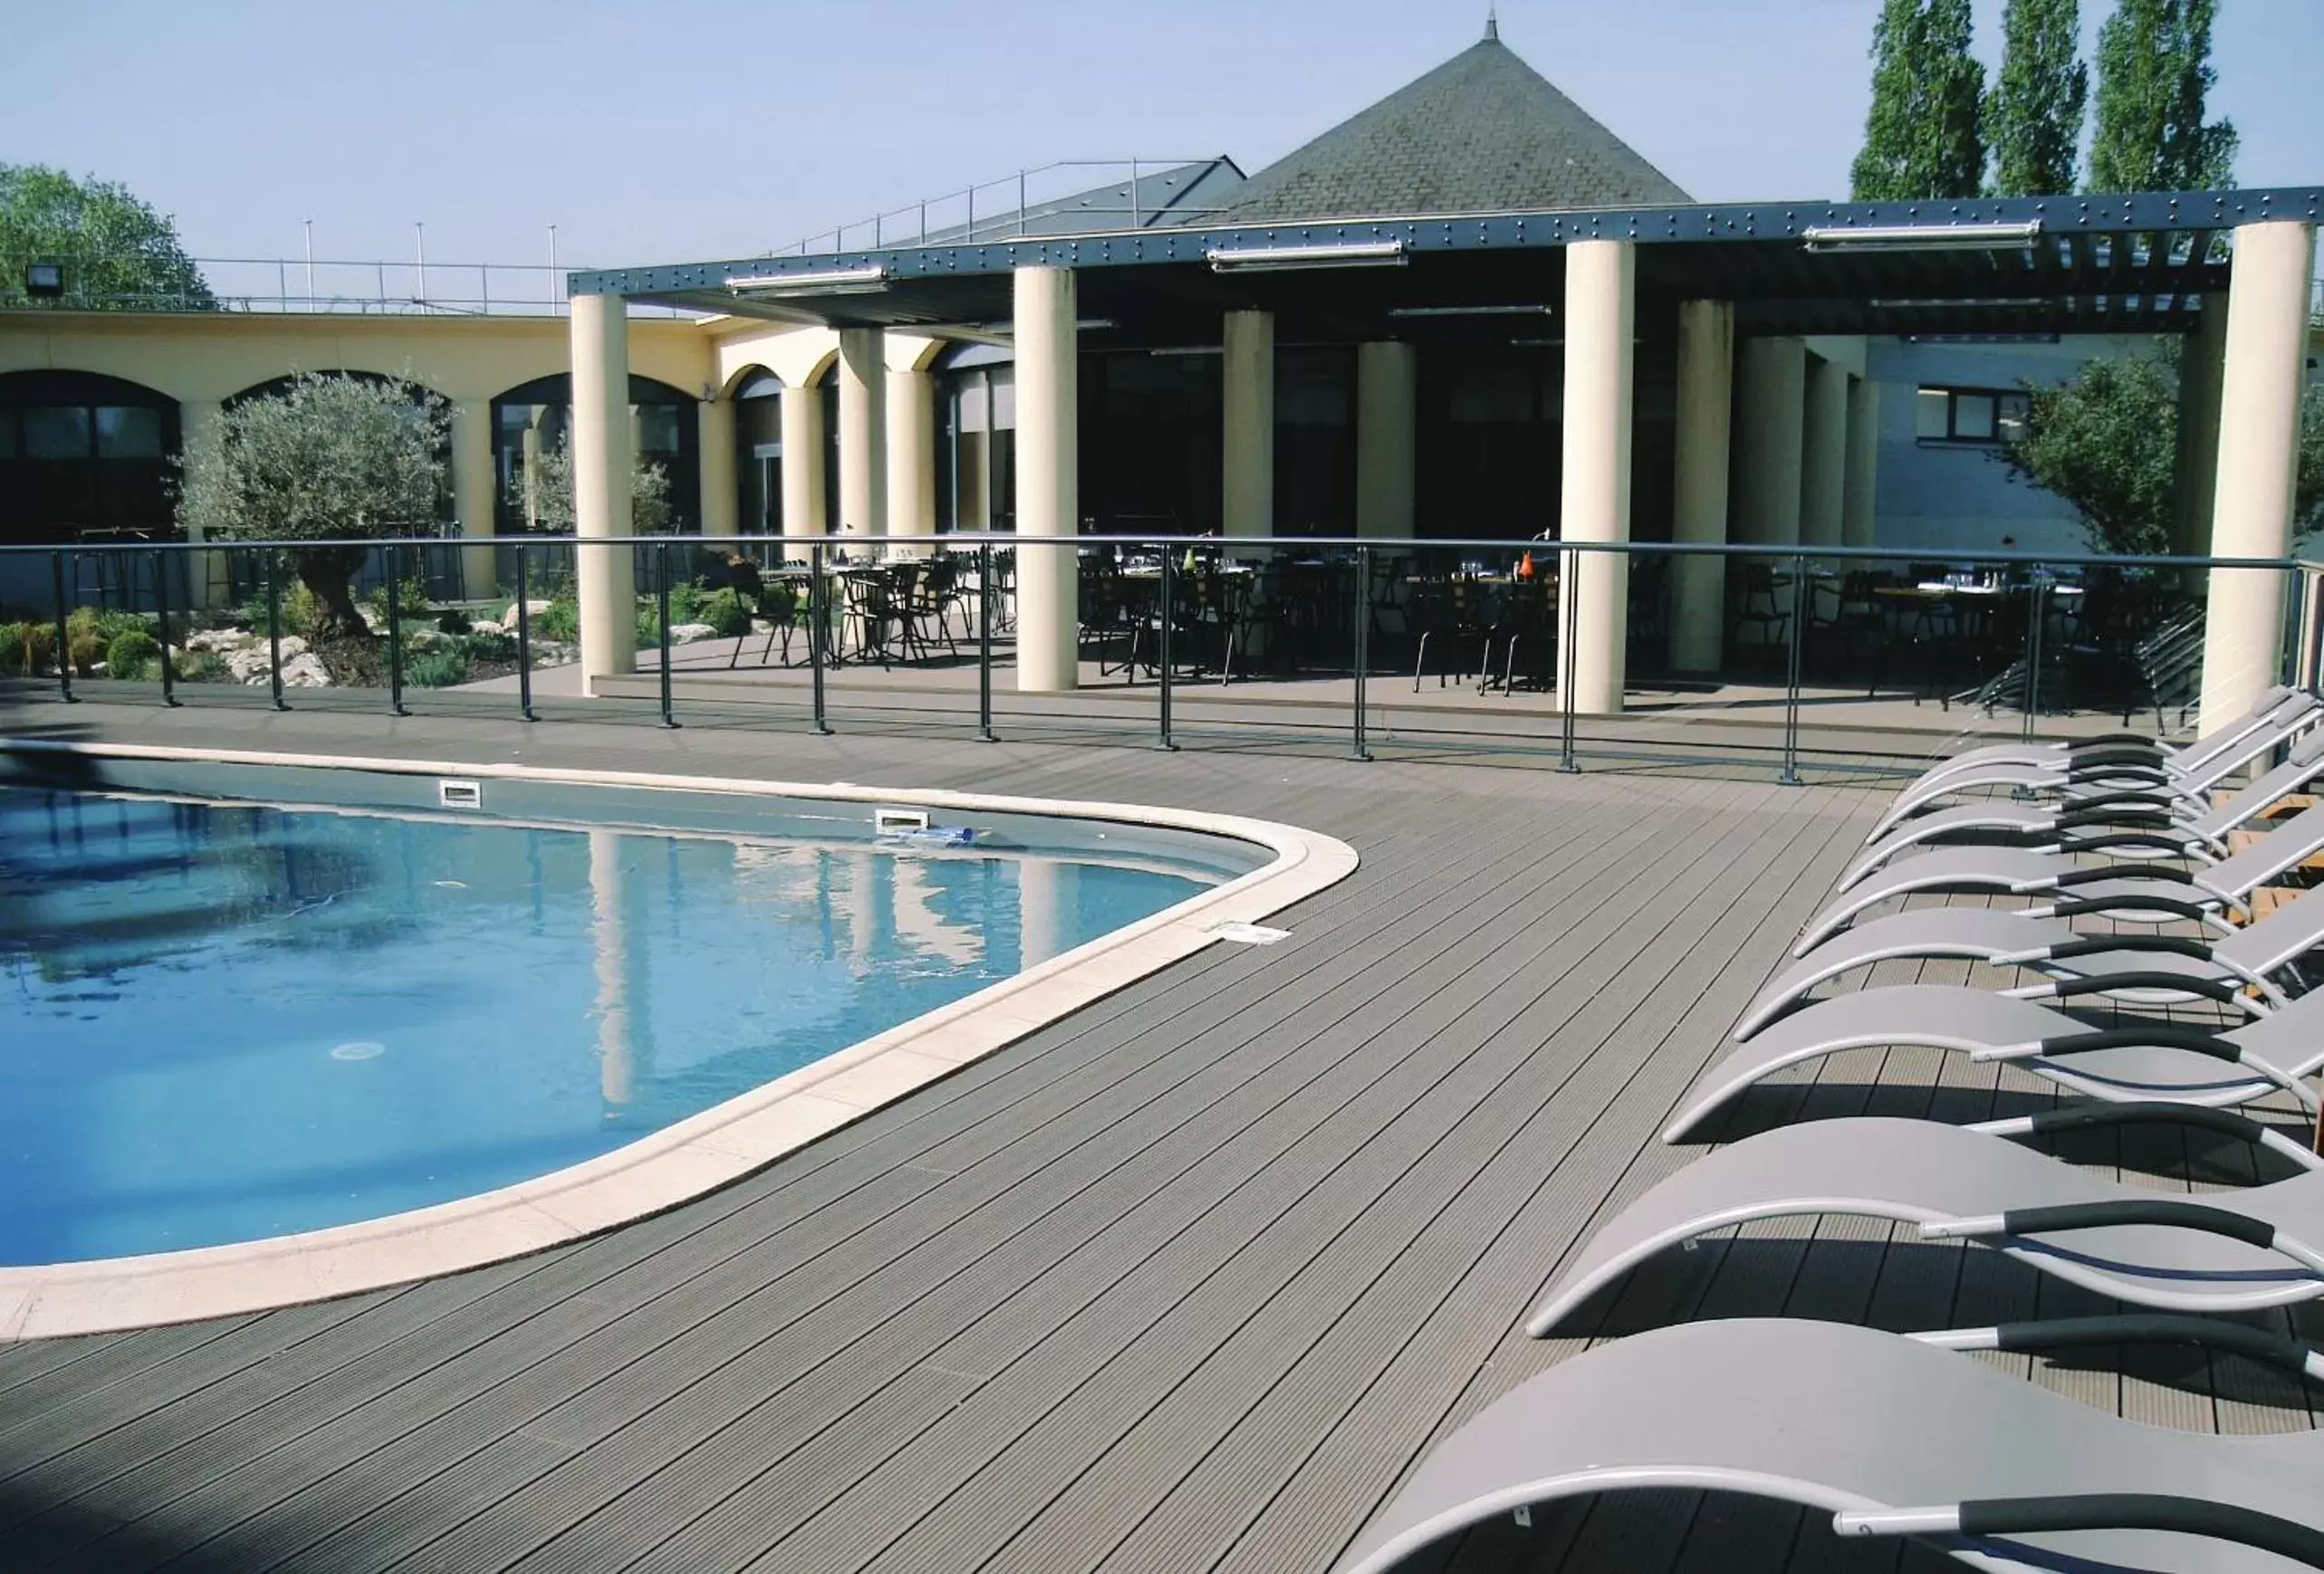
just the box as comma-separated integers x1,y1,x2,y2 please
0,694,2310,1574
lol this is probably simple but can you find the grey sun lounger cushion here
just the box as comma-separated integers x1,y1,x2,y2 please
1330,1318,2324,1574
1670,984,2320,1140
1844,729,2324,887
1529,1117,2324,1329
1736,883,2324,1039
1897,684,2299,790
1791,801,2324,955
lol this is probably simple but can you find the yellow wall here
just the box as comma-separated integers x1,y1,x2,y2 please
0,309,715,406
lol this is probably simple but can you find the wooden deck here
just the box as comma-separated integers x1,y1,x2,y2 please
1,694,2314,1574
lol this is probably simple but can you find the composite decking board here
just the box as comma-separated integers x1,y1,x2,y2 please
641,800,1775,1571
1050,793,1849,1574
417,801,1674,1573
23,703,2304,1574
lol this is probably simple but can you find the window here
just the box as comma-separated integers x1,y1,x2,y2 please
95,406,164,458
1916,386,2027,446
23,406,91,459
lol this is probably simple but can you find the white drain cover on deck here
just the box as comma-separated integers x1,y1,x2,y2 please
1207,922,1290,945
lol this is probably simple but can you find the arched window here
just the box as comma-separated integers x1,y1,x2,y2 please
732,370,783,534
0,370,180,547
489,373,700,535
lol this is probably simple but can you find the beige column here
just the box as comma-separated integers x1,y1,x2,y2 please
697,398,738,538
886,363,936,555
1555,238,1635,714
2175,294,2229,555
178,399,223,609
1355,341,1416,538
1801,354,1849,552
1223,309,1274,545
1842,376,1880,548
1734,338,1806,546
570,293,636,685
2199,220,2318,734
1668,300,1733,673
837,328,887,548
779,380,825,545
1013,264,1080,691
449,397,497,598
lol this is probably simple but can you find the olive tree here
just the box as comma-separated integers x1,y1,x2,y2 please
176,371,451,637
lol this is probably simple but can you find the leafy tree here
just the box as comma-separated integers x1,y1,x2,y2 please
0,163,212,310
176,371,451,638
1987,0,2088,196
511,431,674,536
1999,345,2324,556
1850,0,1987,200
2089,0,2237,192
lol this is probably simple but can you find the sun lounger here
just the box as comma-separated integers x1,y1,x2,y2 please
1868,691,2322,842
1791,801,2324,955
1898,684,2301,790
1530,1117,2324,1334
1330,1317,2324,1574
1735,881,2324,1039
1844,729,2324,887
1667,984,2323,1140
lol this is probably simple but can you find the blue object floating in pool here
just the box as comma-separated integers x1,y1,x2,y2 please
886,825,975,846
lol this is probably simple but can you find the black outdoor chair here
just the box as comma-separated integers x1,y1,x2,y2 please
1727,562,1792,673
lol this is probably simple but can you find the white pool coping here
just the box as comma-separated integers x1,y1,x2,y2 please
0,740,1359,1341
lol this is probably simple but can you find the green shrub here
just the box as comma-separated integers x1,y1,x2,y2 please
459,629,518,662
67,629,103,676
174,650,223,683
698,587,752,638
366,574,433,627
635,605,663,648
0,622,26,675
105,629,159,682
434,607,473,636
533,599,579,642
67,605,145,644
404,647,473,687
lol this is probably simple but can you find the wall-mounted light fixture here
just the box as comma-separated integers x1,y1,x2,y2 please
24,262,64,298
725,265,889,297
1205,240,1407,274
1801,220,2044,254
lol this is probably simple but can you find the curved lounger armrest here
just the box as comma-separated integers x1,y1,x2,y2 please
1537,1118,2324,1336
1967,1099,2324,1171
1737,911,2079,1041
1836,1494,2324,1568
1327,1319,2324,1574
1793,851,2199,955
1910,1311,2324,1382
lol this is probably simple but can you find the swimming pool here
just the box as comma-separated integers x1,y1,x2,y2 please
0,775,1235,1266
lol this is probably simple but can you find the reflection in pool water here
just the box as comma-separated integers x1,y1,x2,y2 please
0,788,1209,1264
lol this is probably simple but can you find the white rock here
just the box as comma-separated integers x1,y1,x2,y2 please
187,628,257,653
277,653,332,687
406,628,447,652
667,622,718,644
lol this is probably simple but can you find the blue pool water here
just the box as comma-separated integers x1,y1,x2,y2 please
0,787,1210,1265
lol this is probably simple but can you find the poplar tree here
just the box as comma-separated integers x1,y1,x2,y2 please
2088,0,2238,192
1850,0,1987,200
1987,0,2087,196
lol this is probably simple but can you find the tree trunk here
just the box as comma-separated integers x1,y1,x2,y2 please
294,547,372,640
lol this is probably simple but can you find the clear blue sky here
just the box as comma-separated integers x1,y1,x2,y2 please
4,0,2318,274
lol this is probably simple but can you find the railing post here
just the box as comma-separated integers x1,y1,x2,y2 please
265,549,288,711
1351,544,1373,762
1558,546,1580,773
809,539,831,734
514,544,537,723
977,541,996,743
2302,566,2324,692
1157,545,1178,751
50,550,76,703
386,542,408,716
656,541,679,730
2021,578,2046,742
152,548,178,708
1779,552,1808,786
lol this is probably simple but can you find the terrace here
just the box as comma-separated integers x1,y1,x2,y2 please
2,692,2318,1573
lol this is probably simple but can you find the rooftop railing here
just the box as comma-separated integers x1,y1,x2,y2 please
0,256,697,319
773,158,1237,256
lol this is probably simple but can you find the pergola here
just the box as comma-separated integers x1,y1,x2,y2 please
567,187,2319,726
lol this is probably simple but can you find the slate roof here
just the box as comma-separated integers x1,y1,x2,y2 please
1199,28,1692,226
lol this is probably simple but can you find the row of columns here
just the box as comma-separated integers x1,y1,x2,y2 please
569,218,2317,726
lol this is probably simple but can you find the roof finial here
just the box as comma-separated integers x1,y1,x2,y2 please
1484,4,1499,41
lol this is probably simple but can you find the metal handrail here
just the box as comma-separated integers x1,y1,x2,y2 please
774,157,1235,255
